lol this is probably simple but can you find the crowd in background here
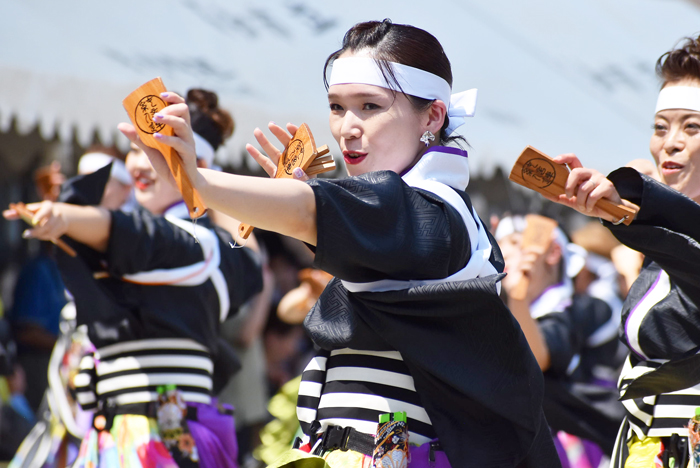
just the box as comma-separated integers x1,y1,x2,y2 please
1,24,697,465
0,138,650,467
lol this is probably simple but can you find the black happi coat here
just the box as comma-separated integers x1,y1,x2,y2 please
606,167,700,395
303,171,560,468
55,166,262,374
600,168,700,467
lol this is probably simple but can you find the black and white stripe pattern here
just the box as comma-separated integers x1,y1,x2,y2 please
297,348,436,445
73,338,213,410
619,356,700,439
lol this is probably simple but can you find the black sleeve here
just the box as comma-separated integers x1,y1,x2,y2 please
537,296,613,376
538,310,580,376
307,171,470,283
212,225,264,313
106,208,207,275
606,167,700,302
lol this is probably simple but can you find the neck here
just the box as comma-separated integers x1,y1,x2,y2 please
528,266,562,302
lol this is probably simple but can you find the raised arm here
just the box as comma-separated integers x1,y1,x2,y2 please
118,93,318,245
3,201,110,252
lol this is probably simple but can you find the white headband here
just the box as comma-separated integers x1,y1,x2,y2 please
329,56,477,135
193,132,216,168
78,152,132,185
494,216,586,279
655,86,700,113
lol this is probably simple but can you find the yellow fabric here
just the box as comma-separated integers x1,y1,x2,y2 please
266,448,373,468
265,448,331,468
0,377,10,403
256,376,303,464
625,435,664,468
323,449,371,468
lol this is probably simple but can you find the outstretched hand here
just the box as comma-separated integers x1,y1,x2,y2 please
118,92,199,189
246,122,311,181
544,153,632,223
3,201,67,241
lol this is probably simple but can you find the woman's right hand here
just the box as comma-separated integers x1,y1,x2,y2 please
545,154,629,223
246,122,311,181
118,92,199,190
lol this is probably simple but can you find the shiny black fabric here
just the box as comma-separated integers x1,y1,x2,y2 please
55,170,263,360
606,168,700,396
309,171,470,283
304,172,560,468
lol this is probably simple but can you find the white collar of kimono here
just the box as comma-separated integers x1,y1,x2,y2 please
328,56,477,135
163,201,190,219
530,281,574,320
402,146,470,190
655,85,700,113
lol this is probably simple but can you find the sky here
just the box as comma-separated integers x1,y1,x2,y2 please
1,0,700,175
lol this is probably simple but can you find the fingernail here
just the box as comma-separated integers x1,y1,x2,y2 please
22,230,31,239
154,113,163,120
269,121,276,126
154,133,163,139
293,168,304,178
160,92,169,98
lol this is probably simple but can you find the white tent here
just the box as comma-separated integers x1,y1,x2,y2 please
1,0,699,175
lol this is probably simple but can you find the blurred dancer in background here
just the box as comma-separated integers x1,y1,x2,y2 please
5,88,263,467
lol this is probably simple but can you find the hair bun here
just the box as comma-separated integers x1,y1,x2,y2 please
187,88,234,150
657,35,700,85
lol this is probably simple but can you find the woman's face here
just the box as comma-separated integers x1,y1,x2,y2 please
650,79,700,203
328,55,428,176
125,145,182,214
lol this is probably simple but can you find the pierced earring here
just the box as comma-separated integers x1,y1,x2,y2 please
420,131,435,147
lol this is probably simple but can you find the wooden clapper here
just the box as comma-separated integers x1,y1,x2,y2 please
237,123,336,239
508,214,558,301
123,78,206,219
509,146,638,225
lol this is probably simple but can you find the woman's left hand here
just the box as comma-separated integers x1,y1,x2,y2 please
546,153,631,223
246,122,312,181
3,201,68,241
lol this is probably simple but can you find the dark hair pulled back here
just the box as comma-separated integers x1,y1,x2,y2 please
186,89,234,150
323,19,462,145
656,34,700,87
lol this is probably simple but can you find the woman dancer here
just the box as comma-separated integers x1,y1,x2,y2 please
542,35,700,468
4,90,263,467
121,19,559,468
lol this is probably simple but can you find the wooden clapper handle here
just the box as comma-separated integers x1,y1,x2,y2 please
10,202,77,257
509,146,638,225
123,77,206,219
509,214,558,301
237,123,336,239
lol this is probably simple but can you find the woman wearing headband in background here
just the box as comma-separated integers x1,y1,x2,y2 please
4,88,263,467
542,35,700,468
496,216,625,468
120,19,560,468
